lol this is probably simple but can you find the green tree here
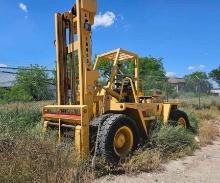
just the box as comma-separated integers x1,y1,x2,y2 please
13,65,54,101
139,57,165,77
4,86,33,102
0,88,9,103
96,55,174,95
209,66,220,86
184,71,212,94
185,71,209,80
138,57,176,96
96,59,113,85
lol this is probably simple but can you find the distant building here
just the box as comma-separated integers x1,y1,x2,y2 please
0,72,16,88
210,88,220,96
167,77,186,93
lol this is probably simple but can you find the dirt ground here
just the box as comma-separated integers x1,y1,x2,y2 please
98,136,220,183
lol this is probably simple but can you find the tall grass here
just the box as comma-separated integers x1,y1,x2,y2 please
122,149,161,174
183,104,220,146
0,107,41,135
0,134,95,183
0,101,219,181
198,120,219,146
151,126,197,159
0,103,104,182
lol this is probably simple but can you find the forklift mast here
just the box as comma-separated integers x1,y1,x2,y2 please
55,0,98,118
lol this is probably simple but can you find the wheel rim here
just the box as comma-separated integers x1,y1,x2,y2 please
113,126,134,158
178,117,187,128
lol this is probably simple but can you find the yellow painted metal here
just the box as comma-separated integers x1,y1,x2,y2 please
108,49,120,89
43,121,49,133
95,48,138,62
43,0,97,158
75,125,81,156
55,13,63,105
43,105,86,109
137,108,149,134
72,106,89,158
81,0,97,23
113,126,134,158
93,48,179,138
134,57,140,96
43,0,184,160
58,119,61,143
104,87,121,101
163,104,172,124
178,117,187,128
80,105,89,157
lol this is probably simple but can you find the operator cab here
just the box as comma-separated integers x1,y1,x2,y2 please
94,48,142,103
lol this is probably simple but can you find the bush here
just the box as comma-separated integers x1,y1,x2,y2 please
4,86,33,103
187,112,199,133
122,149,161,174
151,126,197,159
0,106,41,135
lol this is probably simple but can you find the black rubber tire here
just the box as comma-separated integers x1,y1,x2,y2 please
89,114,112,154
98,114,140,163
169,109,191,129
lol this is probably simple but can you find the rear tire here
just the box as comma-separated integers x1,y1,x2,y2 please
169,109,191,129
98,114,140,163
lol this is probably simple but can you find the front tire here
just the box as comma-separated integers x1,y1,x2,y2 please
98,114,140,163
90,114,112,154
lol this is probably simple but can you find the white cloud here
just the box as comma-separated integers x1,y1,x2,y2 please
0,64,7,67
166,72,176,77
187,65,206,72
188,66,195,70
19,3,28,13
94,11,116,28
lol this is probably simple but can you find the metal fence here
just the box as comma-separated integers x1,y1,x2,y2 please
140,75,220,108
0,66,219,108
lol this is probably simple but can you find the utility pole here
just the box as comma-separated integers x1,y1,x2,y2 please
195,75,201,109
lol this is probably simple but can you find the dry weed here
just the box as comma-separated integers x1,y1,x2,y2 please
122,149,161,174
0,99,219,181
0,135,95,183
188,106,219,121
198,120,219,146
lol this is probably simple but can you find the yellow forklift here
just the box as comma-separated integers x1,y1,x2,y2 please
43,0,191,162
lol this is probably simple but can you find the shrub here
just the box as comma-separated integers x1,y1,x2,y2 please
151,126,197,159
187,112,199,133
0,106,41,135
122,149,161,174
4,86,33,103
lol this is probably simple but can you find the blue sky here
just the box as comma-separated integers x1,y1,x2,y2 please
0,0,219,77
